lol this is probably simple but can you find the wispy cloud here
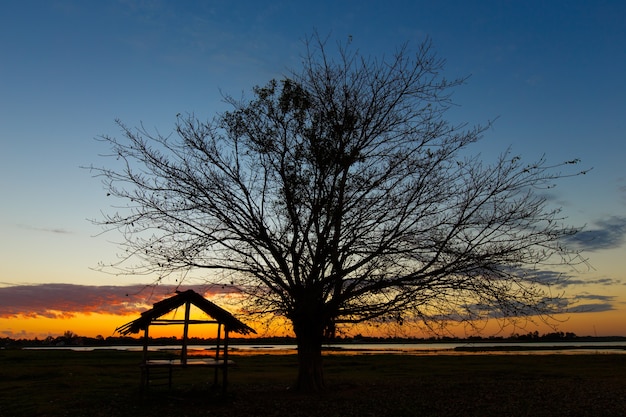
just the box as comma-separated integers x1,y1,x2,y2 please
568,303,615,313
496,267,621,289
500,262,623,291
509,267,621,313
0,283,236,319
567,293,617,313
564,216,626,251
17,224,73,235
557,277,621,287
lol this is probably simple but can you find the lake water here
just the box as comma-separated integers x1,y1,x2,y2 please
23,341,626,355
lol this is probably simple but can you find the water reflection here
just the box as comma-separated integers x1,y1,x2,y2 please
23,341,626,355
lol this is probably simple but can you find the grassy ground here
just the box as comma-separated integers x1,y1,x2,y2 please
1,349,626,416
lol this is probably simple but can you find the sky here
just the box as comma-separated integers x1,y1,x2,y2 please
1,0,625,340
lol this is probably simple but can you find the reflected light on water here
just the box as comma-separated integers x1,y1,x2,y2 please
23,341,626,356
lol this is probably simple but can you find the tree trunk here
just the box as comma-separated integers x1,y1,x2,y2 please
293,316,325,391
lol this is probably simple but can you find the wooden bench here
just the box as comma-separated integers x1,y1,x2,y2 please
141,358,236,389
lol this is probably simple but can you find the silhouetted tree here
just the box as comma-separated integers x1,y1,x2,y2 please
91,35,586,391
62,330,76,340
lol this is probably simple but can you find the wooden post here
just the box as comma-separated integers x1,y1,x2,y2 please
142,326,149,363
142,325,149,389
214,323,221,385
223,327,229,394
181,300,191,365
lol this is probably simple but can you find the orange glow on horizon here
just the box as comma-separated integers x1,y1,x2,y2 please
0,312,264,340
3,282,625,340
2,308,625,341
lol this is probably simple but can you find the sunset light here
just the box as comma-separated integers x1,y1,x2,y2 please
1,2,625,415
1,1,624,344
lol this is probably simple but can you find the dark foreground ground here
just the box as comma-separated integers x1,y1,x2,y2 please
1,349,625,417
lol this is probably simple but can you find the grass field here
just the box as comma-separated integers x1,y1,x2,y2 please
1,349,626,416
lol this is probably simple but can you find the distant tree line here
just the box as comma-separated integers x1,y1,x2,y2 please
510,331,578,341
3,331,625,349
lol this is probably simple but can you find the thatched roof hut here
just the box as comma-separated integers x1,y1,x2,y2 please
116,289,255,392
115,289,256,336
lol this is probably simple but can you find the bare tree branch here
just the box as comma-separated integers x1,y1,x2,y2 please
89,34,587,391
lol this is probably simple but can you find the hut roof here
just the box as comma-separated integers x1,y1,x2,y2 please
115,289,256,336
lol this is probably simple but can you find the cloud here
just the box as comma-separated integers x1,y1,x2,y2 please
18,224,73,235
440,288,619,321
571,293,615,302
518,269,569,287
567,303,615,313
556,277,620,287
504,265,622,289
519,270,622,313
567,293,617,313
0,329,33,339
0,283,237,319
565,216,626,251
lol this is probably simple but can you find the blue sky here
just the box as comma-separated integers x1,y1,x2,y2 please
1,0,625,337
